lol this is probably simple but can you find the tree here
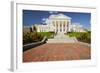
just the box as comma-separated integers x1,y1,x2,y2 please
33,25,37,32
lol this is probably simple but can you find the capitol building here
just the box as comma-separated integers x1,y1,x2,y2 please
24,13,86,33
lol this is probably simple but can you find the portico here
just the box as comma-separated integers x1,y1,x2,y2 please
52,20,71,33
48,13,71,34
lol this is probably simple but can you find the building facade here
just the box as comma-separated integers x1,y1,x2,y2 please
46,13,71,33
71,23,86,32
24,13,86,33
23,26,31,33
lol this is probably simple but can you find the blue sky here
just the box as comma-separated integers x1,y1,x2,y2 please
23,10,91,29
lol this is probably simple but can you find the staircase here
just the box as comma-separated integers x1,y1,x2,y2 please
47,33,77,43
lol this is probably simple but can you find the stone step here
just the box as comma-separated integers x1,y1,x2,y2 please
47,38,77,43
54,36,68,39
47,40,76,43
46,33,78,43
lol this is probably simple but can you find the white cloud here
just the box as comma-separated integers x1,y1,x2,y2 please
42,18,49,24
54,11,58,13
49,11,53,14
42,18,46,21
49,11,58,14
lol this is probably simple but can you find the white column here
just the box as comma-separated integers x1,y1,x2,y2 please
59,21,61,32
56,20,58,33
62,21,63,33
59,21,60,33
55,20,56,33
67,20,69,32
65,21,67,33
57,21,59,33
68,20,71,31
60,21,62,33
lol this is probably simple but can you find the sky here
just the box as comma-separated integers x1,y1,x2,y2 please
23,10,91,29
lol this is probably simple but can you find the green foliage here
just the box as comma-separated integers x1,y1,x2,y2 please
33,25,37,32
23,32,43,45
38,32,55,38
67,32,83,37
23,32,55,45
67,32,91,43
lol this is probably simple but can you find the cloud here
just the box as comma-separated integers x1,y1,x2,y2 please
49,11,58,14
49,11,53,14
42,18,46,21
54,11,58,13
42,18,49,24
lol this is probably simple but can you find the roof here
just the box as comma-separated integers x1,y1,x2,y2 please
49,13,71,20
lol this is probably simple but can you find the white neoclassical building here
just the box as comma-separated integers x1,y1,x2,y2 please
71,23,86,32
46,13,71,33
31,13,86,33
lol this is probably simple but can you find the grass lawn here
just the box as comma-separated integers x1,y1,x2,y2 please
38,32,55,38
66,32,91,43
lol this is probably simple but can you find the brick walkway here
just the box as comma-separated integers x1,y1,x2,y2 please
23,43,91,62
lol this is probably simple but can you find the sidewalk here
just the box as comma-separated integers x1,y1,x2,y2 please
23,43,91,62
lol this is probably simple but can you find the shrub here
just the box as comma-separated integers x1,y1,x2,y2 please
67,32,91,43
23,32,43,45
77,32,91,43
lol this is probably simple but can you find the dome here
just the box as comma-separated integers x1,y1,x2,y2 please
49,13,71,19
49,14,56,19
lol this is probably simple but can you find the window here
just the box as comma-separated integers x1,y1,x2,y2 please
52,21,55,26
60,29,62,32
